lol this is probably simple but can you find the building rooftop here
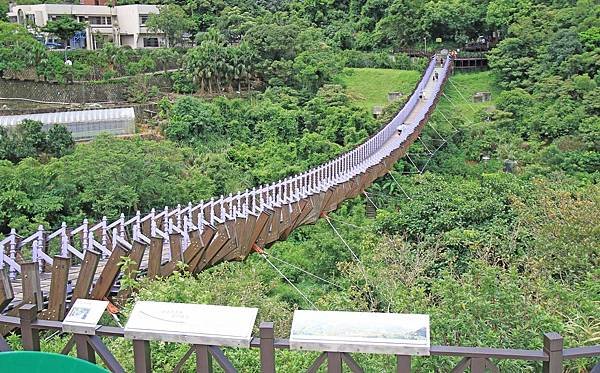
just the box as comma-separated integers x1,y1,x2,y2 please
0,107,135,127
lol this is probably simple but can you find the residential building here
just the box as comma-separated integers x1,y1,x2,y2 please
6,3,166,50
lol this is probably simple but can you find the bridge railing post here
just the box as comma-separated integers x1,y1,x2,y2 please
543,332,563,373
74,334,96,364
19,304,40,351
133,339,152,373
396,355,411,372
260,322,275,373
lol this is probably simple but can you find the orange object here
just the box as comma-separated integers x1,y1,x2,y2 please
103,297,120,314
251,244,265,254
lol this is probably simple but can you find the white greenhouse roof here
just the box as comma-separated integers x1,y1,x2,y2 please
0,108,135,127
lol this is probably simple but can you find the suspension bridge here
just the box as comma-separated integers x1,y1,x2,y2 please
0,55,452,320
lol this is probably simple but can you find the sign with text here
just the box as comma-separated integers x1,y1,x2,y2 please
124,301,258,347
62,299,109,335
290,310,430,355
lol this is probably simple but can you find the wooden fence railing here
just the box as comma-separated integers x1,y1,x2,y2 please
1,304,599,372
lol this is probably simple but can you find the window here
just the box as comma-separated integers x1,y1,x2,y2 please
143,37,159,48
89,16,111,25
139,15,149,26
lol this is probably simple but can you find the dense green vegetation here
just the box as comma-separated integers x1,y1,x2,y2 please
1,0,598,371
0,120,74,163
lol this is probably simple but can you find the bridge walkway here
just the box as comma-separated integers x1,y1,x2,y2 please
0,55,453,319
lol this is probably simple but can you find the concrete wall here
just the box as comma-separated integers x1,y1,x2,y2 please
0,80,126,103
0,76,172,103
116,5,158,35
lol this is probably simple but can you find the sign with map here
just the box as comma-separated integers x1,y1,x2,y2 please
124,301,258,348
62,299,109,335
290,310,430,355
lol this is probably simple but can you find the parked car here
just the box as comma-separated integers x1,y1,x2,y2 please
45,41,65,49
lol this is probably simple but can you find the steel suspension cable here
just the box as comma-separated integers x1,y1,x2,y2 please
388,172,412,200
326,214,398,249
261,254,319,310
324,217,375,305
363,191,379,210
325,217,363,265
427,120,447,141
418,137,434,155
416,125,462,173
325,216,369,231
405,153,423,173
448,79,478,114
266,253,344,290
436,110,459,133
442,93,475,125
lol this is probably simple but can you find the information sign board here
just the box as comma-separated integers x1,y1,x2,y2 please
290,310,430,355
124,301,258,348
62,299,109,335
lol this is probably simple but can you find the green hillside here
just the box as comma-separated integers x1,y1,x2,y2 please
339,68,420,110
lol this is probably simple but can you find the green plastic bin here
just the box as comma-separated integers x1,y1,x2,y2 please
0,351,108,372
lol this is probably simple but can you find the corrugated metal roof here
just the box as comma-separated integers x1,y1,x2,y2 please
0,108,135,127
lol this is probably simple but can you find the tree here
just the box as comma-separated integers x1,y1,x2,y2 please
42,16,86,54
0,21,46,77
0,121,74,163
374,0,427,48
151,48,180,73
486,0,531,35
292,47,344,93
146,4,194,47
165,96,225,142
99,42,128,73
46,125,75,158
0,3,7,22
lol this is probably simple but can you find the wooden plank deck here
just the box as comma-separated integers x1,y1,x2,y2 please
9,245,172,307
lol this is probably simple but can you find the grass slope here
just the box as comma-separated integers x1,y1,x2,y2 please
440,70,500,122
339,68,420,110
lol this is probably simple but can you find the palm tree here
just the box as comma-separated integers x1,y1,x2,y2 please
238,42,255,92
231,47,243,93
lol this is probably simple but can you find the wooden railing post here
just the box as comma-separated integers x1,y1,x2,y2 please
195,344,213,373
19,304,40,351
327,352,342,373
75,334,96,363
0,268,14,312
543,332,563,373
133,339,152,373
470,357,486,373
260,322,275,373
396,355,411,372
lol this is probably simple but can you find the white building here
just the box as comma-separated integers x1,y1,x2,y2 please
6,4,166,50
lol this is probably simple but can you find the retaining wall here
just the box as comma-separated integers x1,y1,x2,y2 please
0,75,172,104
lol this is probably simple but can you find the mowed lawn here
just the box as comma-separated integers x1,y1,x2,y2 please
440,70,500,121
339,68,421,110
